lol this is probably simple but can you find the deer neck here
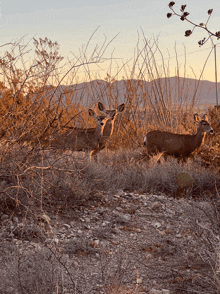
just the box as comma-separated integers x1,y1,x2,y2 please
103,118,115,138
94,123,105,137
194,129,206,148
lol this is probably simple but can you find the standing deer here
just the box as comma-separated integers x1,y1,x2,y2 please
144,114,213,161
51,108,112,155
89,102,125,159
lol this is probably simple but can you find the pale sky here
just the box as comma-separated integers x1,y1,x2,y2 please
1,0,220,82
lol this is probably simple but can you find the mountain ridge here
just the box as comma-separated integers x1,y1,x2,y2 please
50,77,219,107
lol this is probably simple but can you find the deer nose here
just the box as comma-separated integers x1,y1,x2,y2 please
210,129,214,134
101,122,104,126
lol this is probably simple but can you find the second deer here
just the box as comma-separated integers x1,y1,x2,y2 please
89,102,125,159
144,114,214,161
50,108,113,155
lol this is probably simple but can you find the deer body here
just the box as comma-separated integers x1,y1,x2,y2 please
51,109,109,153
89,102,125,158
144,115,213,160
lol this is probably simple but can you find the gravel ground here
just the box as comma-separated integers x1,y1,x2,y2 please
0,190,219,294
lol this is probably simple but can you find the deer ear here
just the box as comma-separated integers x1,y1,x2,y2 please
88,109,96,117
202,113,208,121
98,102,106,112
117,103,125,113
194,113,201,122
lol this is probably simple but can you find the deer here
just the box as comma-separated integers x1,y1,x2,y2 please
89,102,125,159
50,108,113,156
143,114,214,161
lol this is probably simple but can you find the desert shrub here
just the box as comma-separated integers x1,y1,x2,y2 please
0,243,62,294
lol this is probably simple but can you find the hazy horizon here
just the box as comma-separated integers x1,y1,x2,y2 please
1,0,220,82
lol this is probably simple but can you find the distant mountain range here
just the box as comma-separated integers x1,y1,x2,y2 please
51,77,219,107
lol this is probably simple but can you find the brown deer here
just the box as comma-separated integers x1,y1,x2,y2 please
144,114,213,161
89,102,125,159
50,108,112,155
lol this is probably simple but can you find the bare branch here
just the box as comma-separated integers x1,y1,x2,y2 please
167,3,219,45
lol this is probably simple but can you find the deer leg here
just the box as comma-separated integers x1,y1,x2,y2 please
89,149,98,162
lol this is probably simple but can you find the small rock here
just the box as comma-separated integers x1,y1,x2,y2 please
151,221,161,229
83,225,90,230
112,228,120,234
93,239,99,246
140,194,150,199
0,180,7,187
162,290,170,294
151,201,162,211
112,210,120,216
123,214,131,221
74,261,78,267
136,277,143,284
102,221,110,226
145,253,153,260
114,195,121,198
78,230,83,235
70,221,75,227
176,233,182,238
33,243,41,250
124,193,133,198
63,224,71,230
1,214,8,220
176,172,193,188
53,238,59,244
68,234,75,238
59,234,66,240
12,217,18,223
15,240,23,245
97,207,106,213
149,289,162,294
84,218,90,223
117,189,124,196
5,286,15,294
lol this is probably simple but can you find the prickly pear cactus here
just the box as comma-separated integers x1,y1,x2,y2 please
176,172,193,189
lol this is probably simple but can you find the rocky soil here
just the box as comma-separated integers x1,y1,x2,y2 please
0,190,219,294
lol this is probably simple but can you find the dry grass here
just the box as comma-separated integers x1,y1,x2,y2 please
0,144,219,215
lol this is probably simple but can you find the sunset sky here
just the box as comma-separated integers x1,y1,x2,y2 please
1,0,220,82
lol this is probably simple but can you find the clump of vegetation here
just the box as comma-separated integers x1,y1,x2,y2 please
0,147,219,218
